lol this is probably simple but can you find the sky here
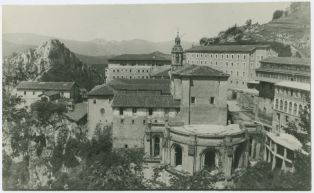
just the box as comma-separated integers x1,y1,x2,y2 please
3,2,291,42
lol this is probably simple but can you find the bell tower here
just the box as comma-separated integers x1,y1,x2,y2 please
171,31,184,70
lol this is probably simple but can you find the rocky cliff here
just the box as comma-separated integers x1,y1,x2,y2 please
200,2,310,57
3,39,103,90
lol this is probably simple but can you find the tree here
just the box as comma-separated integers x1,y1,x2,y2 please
272,10,284,20
245,19,252,27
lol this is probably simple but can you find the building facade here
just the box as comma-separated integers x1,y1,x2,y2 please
184,45,278,89
16,81,80,107
254,57,310,131
105,51,171,82
272,81,310,134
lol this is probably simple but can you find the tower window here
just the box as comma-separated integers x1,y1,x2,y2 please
191,97,196,104
148,108,153,116
210,97,215,104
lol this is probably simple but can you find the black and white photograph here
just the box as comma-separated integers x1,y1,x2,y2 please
1,1,311,190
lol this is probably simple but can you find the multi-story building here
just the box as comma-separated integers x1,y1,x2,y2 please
256,57,310,83
16,81,80,107
253,57,310,171
105,51,171,82
184,45,278,90
86,78,176,139
87,64,250,177
272,81,310,134
254,57,310,131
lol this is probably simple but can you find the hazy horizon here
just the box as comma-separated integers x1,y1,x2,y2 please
3,2,291,43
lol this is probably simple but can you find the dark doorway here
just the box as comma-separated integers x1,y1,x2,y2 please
232,92,237,100
174,145,182,166
154,136,160,157
204,150,216,170
233,146,243,169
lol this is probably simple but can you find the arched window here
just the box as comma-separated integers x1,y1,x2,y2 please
280,100,283,111
293,103,297,115
284,101,288,112
289,102,292,114
275,99,279,109
299,105,303,116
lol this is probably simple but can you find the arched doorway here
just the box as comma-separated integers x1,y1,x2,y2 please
171,144,182,166
203,150,216,170
153,136,160,157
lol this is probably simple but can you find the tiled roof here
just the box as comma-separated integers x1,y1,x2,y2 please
87,84,114,96
185,45,270,53
150,68,171,78
64,102,87,122
108,79,171,94
112,94,180,108
109,51,171,62
16,81,76,91
260,57,310,66
275,81,310,91
172,65,229,78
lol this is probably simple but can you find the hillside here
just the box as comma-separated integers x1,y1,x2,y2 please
3,33,194,57
200,2,310,57
3,39,103,90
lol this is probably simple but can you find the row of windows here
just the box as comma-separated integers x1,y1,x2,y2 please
274,98,305,116
257,72,310,83
112,69,150,73
229,80,246,86
275,87,308,99
188,53,249,60
187,60,248,68
119,108,174,116
23,91,65,96
191,97,215,104
112,75,149,79
119,118,162,125
261,63,309,72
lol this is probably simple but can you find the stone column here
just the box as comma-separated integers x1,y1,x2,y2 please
255,142,261,160
250,139,256,159
271,144,277,170
224,147,233,179
281,148,287,171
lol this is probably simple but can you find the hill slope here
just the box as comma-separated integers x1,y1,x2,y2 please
200,2,310,57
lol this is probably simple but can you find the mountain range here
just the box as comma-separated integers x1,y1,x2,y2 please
3,33,194,64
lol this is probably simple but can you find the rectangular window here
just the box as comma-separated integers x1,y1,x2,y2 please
143,120,146,124
124,144,128,148
93,99,96,104
191,97,195,104
210,97,215,104
148,108,153,116
132,120,135,124
121,119,124,124
119,108,124,115
33,91,35,95
24,91,26,95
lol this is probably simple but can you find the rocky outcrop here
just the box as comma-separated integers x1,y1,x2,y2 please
3,39,102,90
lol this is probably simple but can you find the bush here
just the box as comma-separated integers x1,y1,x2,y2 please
273,10,284,20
